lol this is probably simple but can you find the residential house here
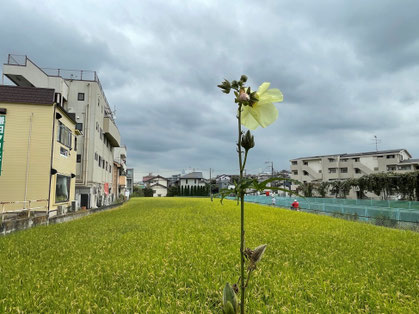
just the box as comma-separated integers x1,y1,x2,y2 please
113,146,127,200
144,175,168,197
0,86,78,216
126,168,134,196
3,54,122,209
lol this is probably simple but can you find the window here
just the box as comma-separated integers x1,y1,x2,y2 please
100,128,103,139
291,161,297,165
374,167,379,171
353,158,360,162
387,155,395,159
99,156,102,167
60,147,69,157
398,165,411,171
328,158,335,162
106,161,108,169
340,168,348,173
109,165,112,173
355,168,361,174
74,137,77,152
95,152,98,161
194,179,197,184
303,161,308,166
328,168,337,173
57,122,72,149
96,122,99,131
77,93,85,101
56,175,70,203
292,170,298,175
76,123,83,132
341,158,348,162
387,166,396,171
77,154,81,163
186,179,188,184
319,170,322,173
303,171,309,176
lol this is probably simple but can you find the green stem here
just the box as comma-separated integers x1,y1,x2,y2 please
237,104,245,314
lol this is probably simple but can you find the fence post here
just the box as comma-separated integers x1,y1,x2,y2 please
396,208,400,221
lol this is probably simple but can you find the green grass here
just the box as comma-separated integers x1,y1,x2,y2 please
0,198,418,312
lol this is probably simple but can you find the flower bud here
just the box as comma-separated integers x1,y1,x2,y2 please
241,130,255,151
238,90,250,102
240,75,248,83
223,283,238,314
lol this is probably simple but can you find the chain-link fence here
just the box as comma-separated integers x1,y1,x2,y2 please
232,195,419,227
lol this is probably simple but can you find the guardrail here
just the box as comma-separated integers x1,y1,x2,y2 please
0,199,48,220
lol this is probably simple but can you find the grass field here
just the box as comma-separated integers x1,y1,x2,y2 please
0,198,418,312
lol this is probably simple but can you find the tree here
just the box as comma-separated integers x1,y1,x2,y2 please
314,182,330,198
143,187,154,197
167,185,179,197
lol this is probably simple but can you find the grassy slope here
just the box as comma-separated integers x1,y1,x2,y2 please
0,198,418,312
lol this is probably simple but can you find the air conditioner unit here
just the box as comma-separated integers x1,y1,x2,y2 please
57,205,67,215
71,200,77,211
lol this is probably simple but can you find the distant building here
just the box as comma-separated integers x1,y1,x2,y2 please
113,146,127,199
216,174,231,190
180,172,206,189
144,175,168,197
290,149,419,198
126,168,134,196
0,86,78,216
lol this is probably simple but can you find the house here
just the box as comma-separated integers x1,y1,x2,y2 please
290,149,419,198
0,86,78,217
144,175,168,197
3,54,123,209
180,172,206,188
113,146,127,199
216,174,231,190
126,168,134,196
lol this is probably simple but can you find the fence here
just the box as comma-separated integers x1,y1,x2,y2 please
230,195,419,225
0,199,48,220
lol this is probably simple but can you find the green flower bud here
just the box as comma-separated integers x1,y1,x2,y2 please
223,283,238,314
240,75,248,83
241,130,255,151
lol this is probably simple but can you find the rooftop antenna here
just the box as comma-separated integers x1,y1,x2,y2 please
371,135,382,151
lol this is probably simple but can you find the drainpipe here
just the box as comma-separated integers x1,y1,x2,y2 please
24,113,34,213
47,106,57,217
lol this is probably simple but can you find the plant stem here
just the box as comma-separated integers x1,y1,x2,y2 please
237,104,245,314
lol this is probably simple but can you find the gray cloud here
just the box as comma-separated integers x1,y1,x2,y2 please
1,0,418,180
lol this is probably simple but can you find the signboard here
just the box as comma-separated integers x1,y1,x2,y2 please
104,183,109,195
0,115,5,175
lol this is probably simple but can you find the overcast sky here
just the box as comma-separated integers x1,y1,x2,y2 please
1,0,418,181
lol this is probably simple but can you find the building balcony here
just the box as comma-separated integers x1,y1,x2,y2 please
103,117,121,147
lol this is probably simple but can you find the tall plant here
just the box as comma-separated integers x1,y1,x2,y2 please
217,76,288,313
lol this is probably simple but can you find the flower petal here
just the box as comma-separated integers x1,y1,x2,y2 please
257,82,271,96
262,88,283,103
252,101,278,128
241,106,260,130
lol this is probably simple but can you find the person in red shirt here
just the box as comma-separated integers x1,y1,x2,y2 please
291,199,300,211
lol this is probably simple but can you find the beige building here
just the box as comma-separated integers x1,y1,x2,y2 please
3,54,122,209
290,149,419,198
0,86,78,216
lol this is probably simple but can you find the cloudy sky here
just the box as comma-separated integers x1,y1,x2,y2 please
1,0,418,180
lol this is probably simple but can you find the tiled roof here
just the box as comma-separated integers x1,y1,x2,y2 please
181,172,203,179
0,85,55,105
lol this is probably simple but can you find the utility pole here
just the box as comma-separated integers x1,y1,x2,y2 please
372,135,382,151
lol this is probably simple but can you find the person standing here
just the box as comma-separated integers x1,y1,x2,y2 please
271,196,276,206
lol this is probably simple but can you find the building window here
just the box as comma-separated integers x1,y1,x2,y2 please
96,122,99,131
77,154,81,163
355,168,361,174
353,158,360,162
186,179,188,184
76,123,83,132
56,175,70,203
387,155,395,159
106,161,108,169
57,121,72,149
328,168,337,173
77,93,85,101
303,171,309,176
100,128,103,139
387,166,396,171
74,137,77,152
292,170,298,175
99,156,102,167
60,147,69,157
374,167,379,171
341,158,348,162
319,170,322,173
291,161,297,165
340,168,348,173
95,153,98,161
398,165,411,171
328,158,335,162
303,161,308,165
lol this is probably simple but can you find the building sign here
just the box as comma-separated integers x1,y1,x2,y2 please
0,115,5,175
104,183,109,195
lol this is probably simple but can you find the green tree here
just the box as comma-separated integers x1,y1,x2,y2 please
143,187,154,197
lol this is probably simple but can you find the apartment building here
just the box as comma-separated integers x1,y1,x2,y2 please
0,86,78,216
3,54,122,209
290,149,419,197
113,146,127,200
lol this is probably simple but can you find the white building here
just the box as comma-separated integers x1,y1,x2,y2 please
144,175,168,197
180,172,206,188
3,54,122,208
